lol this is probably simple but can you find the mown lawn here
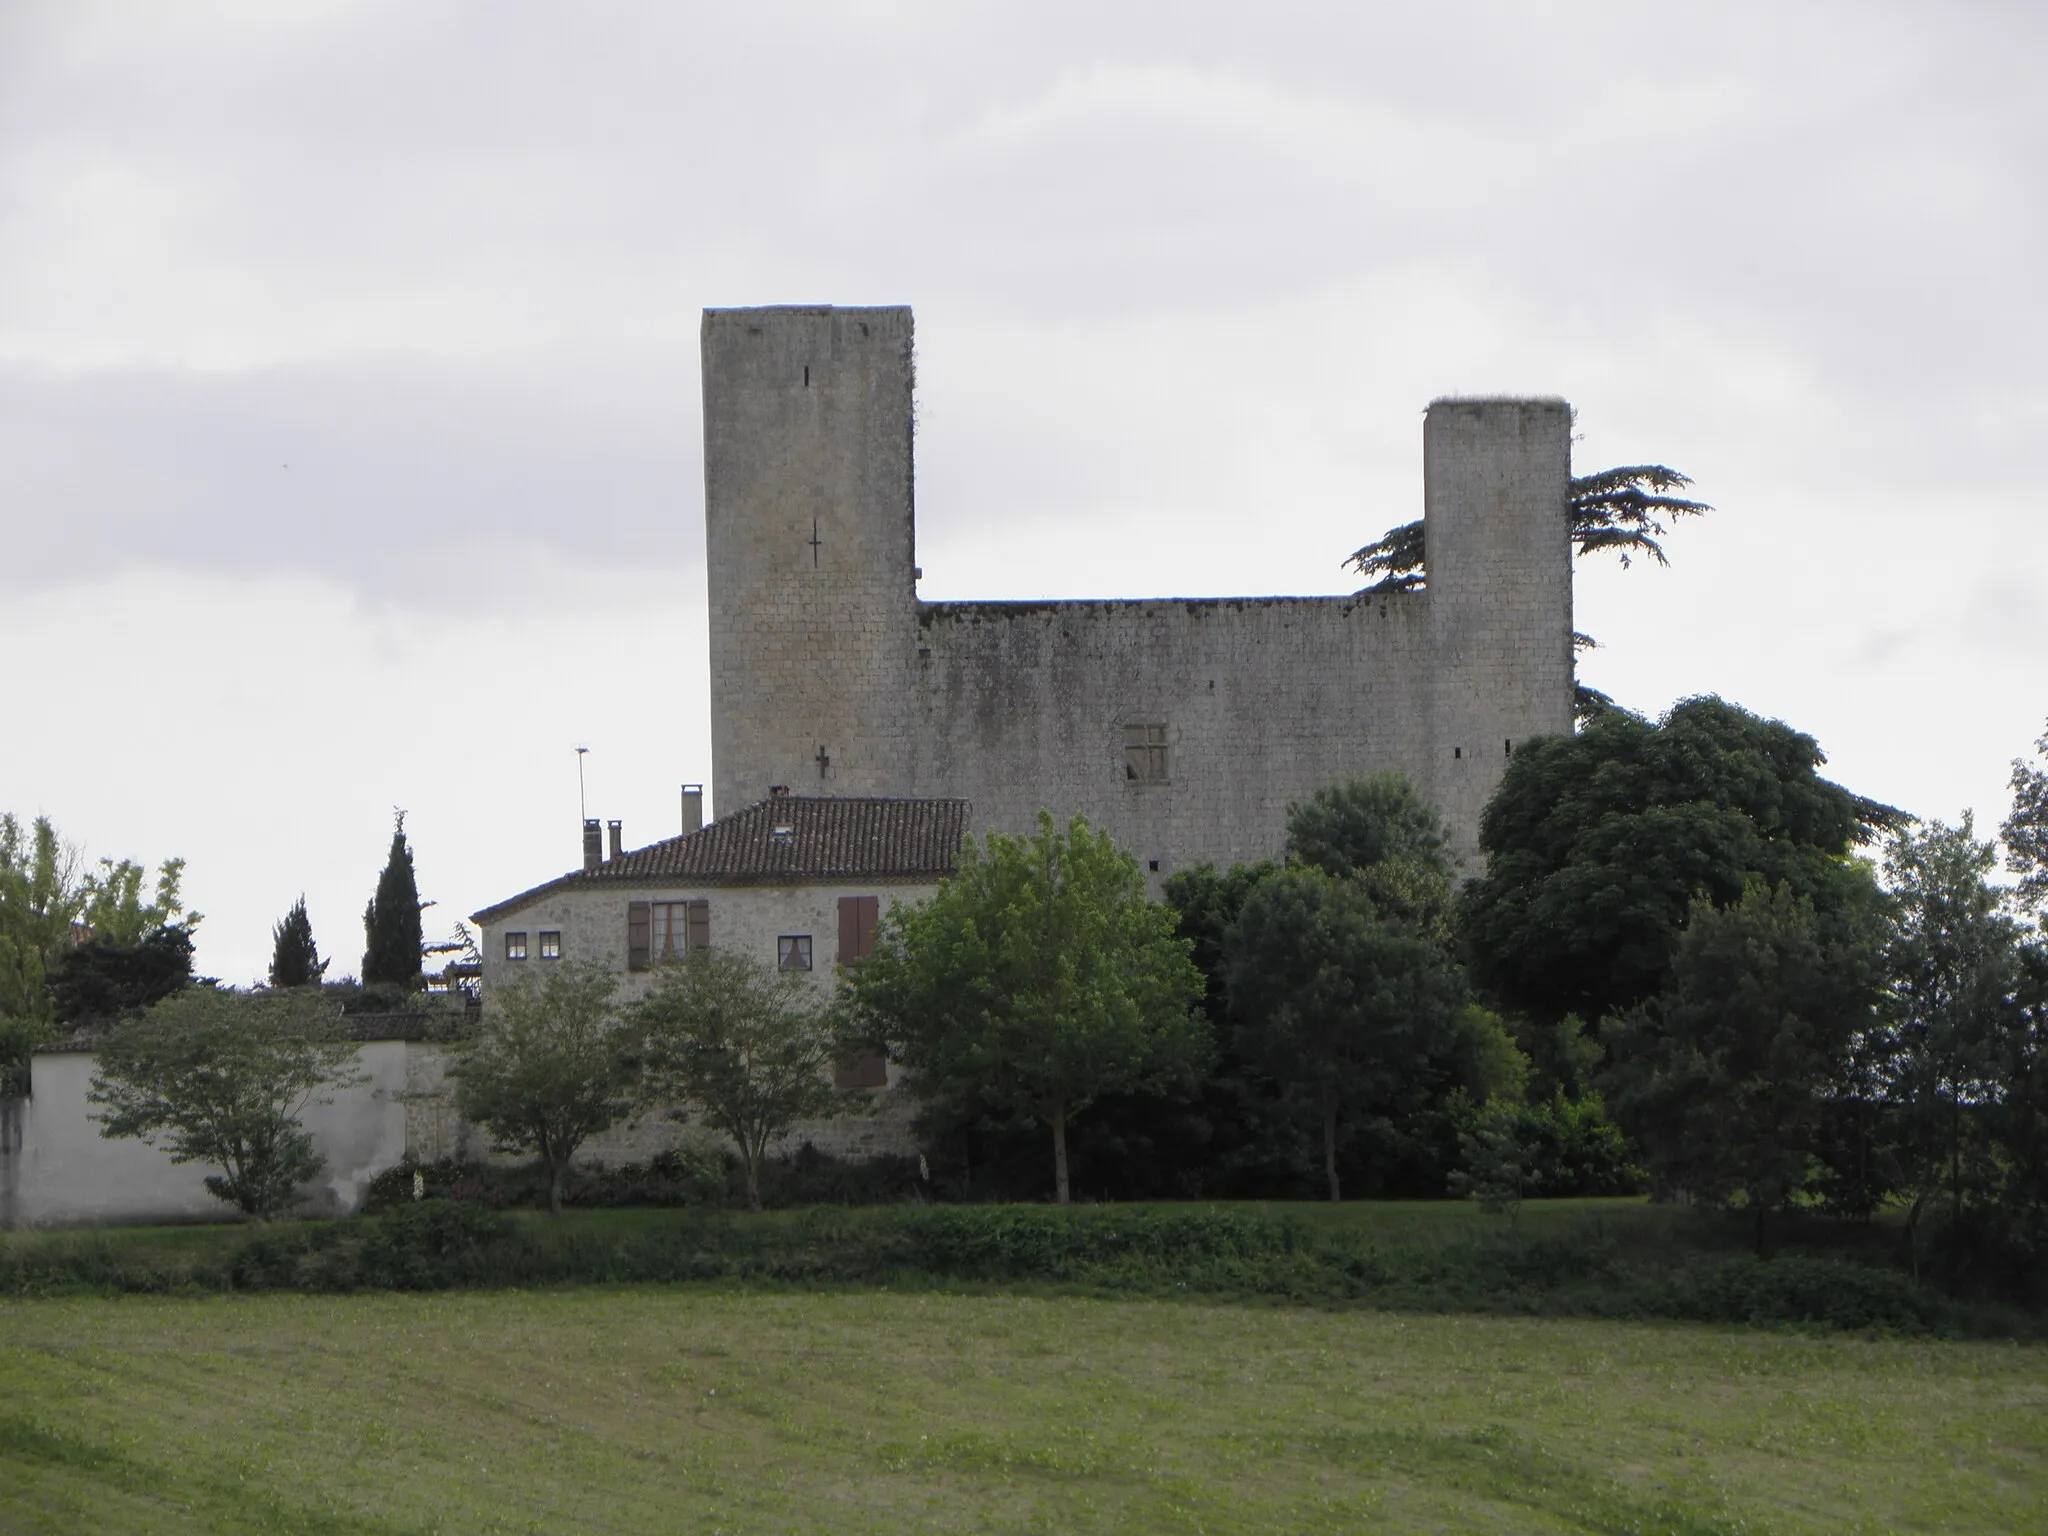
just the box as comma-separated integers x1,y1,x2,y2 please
3,1287,2043,1534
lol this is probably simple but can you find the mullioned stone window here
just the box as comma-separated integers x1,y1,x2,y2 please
1124,723,1169,783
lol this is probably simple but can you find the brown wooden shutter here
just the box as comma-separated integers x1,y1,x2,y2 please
686,898,710,954
853,896,879,962
837,896,860,968
626,901,651,972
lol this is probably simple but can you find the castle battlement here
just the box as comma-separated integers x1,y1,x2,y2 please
702,305,1572,878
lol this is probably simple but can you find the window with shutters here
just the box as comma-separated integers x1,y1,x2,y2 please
1124,723,1169,783
778,934,812,971
629,899,709,971
505,931,528,962
836,895,879,967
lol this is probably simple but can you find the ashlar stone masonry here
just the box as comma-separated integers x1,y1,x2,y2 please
703,305,1573,875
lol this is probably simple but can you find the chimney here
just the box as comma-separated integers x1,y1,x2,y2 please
681,783,704,833
607,819,624,861
582,819,602,873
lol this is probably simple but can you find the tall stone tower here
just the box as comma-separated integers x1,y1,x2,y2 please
702,306,917,816
1423,397,1576,866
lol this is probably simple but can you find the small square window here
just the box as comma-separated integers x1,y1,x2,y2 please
778,934,813,971
1124,723,1169,783
505,932,528,961
538,931,561,960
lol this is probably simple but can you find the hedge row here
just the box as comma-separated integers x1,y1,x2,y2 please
0,1202,1991,1337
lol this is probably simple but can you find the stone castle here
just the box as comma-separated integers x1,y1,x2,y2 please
704,304,1574,878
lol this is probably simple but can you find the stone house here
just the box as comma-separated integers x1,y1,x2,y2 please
469,792,971,1160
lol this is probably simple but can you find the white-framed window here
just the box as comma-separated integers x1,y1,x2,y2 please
505,931,528,961
1124,723,1169,783
651,901,706,960
539,931,561,960
778,934,813,972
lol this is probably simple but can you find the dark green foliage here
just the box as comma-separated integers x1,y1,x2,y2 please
1565,465,1711,569
1161,860,1278,1027
1604,882,1879,1247
1284,773,1450,888
1870,817,2028,1265
360,811,423,989
2000,719,2048,919
1,812,194,1093
359,1146,925,1215
844,813,1208,1204
1345,464,1711,594
1511,1092,1643,1197
268,896,326,988
44,924,194,1024
0,1202,1989,1336
1462,696,1894,1029
1345,518,1427,593
1227,866,1465,1200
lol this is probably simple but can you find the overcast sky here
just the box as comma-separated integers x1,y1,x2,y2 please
2,0,2043,988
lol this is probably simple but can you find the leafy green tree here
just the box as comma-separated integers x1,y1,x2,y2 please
1450,1097,1531,1221
1162,859,1279,1028
1226,866,1465,1200
633,948,844,1211
843,812,1207,1204
269,896,327,988
2005,720,2048,922
1603,881,1878,1250
1875,816,2025,1266
1285,773,1450,891
88,988,361,1219
455,960,633,1213
361,811,424,989
1,813,195,1094
1461,696,1898,1031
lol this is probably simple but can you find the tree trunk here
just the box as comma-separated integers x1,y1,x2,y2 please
1052,1102,1070,1205
1752,1200,1767,1257
744,1150,763,1213
548,1156,566,1215
1323,1097,1341,1203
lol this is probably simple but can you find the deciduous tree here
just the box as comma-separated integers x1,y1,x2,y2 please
88,987,361,1219
633,948,843,1211
1,813,195,1094
843,813,1207,1203
454,960,633,1213
1603,881,1879,1250
1461,696,1898,1031
1874,816,2025,1266
1226,866,1464,1201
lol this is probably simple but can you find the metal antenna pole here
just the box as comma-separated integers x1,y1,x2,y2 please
576,746,589,822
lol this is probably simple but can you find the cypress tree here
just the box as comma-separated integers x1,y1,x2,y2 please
268,895,326,988
361,811,424,989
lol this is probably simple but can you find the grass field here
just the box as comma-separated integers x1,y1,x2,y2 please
4,1287,2044,1534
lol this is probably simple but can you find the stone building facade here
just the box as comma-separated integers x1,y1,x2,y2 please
704,305,1574,875
470,794,972,1162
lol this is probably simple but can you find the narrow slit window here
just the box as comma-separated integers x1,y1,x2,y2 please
1124,723,1169,783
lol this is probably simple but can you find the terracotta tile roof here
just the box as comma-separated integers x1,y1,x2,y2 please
472,796,969,922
